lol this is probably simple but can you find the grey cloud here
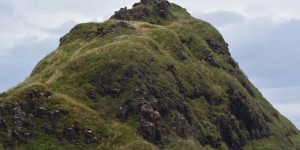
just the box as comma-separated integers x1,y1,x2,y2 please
261,87,300,104
202,14,300,128
0,1,14,14
0,36,58,93
193,11,245,27
217,18,300,89
30,20,78,36
219,18,300,128
272,102,300,129
0,12,88,93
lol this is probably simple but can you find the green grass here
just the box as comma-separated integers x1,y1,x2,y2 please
0,2,299,150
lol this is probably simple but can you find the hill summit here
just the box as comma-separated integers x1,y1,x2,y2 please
0,0,299,149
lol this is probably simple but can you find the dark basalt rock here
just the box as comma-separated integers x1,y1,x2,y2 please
49,110,61,129
13,106,26,129
140,119,156,141
111,0,172,23
115,105,129,122
96,21,136,37
84,130,98,144
141,103,161,122
1,0,298,149
0,119,7,129
139,103,165,145
60,125,99,144
171,114,188,138
227,57,238,68
156,0,170,19
42,123,54,135
218,118,246,149
0,86,99,148
227,87,270,139
206,38,230,55
141,0,155,5
113,7,130,20
63,126,78,143
200,50,220,68
2,129,14,148
37,106,49,119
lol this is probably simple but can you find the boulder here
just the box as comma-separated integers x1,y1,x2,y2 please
139,103,164,144
156,0,170,19
171,114,188,138
113,7,129,20
14,132,26,144
115,106,129,122
13,106,26,129
150,111,161,122
96,27,107,37
42,123,54,135
0,104,7,115
140,119,156,142
49,110,61,129
37,107,49,119
0,119,6,129
84,130,98,144
63,125,81,143
141,0,154,5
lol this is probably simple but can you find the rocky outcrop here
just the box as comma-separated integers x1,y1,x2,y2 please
0,86,51,148
111,0,172,23
96,21,136,37
171,113,188,138
141,0,155,5
115,105,130,122
227,86,270,139
0,86,99,148
1,0,299,149
206,38,230,55
59,21,136,46
156,0,170,19
139,103,165,147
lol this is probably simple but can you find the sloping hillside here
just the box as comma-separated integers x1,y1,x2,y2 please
0,0,299,149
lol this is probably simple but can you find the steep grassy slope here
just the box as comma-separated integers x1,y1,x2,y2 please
0,0,299,149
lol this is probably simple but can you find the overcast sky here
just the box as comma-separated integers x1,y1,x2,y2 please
0,0,299,128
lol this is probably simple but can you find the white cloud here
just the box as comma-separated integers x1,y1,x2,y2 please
194,11,245,27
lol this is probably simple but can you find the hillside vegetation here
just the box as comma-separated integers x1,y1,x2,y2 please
0,0,299,149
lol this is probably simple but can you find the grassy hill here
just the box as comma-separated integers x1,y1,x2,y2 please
0,0,299,149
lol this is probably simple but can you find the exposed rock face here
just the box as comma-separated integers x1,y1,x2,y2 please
172,114,189,138
96,21,136,37
111,0,172,23
84,130,98,144
0,86,99,148
115,105,129,122
156,0,170,19
60,21,136,45
141,0,155,5
2,129,14,148
139,103,163,144
0,0,299,149
37,107,48,119
228,87,270,139
50,110,61,129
